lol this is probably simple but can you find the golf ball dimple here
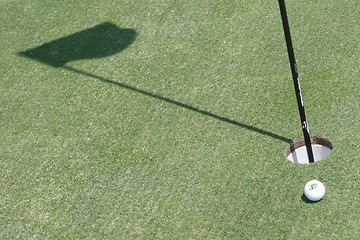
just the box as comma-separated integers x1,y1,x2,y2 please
304,180,325,202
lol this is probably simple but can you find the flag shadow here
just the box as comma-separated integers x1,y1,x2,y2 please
18,22,136,67
18,22,291,143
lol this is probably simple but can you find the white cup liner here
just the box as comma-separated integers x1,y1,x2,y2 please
285,136,333,164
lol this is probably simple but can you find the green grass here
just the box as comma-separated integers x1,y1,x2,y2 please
1,0,360,239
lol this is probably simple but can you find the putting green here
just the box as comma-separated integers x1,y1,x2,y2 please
1,1,360,239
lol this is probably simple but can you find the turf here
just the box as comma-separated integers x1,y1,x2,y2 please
1,0,360,239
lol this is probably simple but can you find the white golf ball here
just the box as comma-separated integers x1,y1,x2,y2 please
304,180,325,202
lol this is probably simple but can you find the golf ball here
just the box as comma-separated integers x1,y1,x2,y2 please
304,180,325,202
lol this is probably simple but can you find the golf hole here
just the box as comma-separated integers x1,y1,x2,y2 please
285,136,333,164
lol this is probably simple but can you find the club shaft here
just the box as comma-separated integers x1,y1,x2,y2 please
278,0,314,163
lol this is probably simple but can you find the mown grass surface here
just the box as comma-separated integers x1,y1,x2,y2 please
1,1,359,239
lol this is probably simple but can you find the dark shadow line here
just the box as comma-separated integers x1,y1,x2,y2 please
301,193,321,204
63,65,292,143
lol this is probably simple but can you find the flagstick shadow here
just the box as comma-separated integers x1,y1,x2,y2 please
63,65,291,143
17,22,290,143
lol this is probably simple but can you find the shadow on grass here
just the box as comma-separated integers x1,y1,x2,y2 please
301,193,322,204
63,65,292,143
18,22,291,143
18,22,136,67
